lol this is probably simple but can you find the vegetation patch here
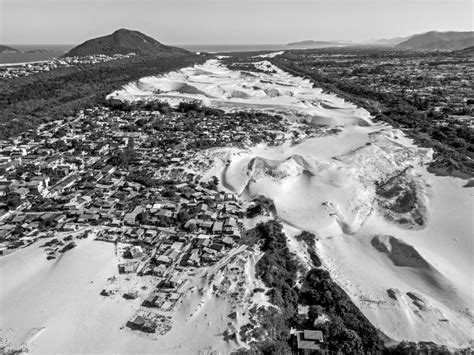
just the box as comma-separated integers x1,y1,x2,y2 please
243,220,385,353
376,172,428,228
0,54,205,139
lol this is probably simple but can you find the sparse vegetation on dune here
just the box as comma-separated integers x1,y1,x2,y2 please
299,268,385,353
242,220,385,354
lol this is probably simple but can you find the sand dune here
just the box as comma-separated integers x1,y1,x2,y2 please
109,59,373,127
212,121,472,346
371,234,431,269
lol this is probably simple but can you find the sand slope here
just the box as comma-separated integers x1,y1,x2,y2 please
213,128,472,347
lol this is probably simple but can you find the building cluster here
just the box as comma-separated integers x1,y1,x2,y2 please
0,53,136,79
284,49,474,119
0,102,297,335
0,103,275,252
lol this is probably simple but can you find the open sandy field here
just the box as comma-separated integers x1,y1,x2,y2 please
0,237,270,354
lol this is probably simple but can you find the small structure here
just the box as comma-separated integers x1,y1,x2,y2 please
126,313,158,333
100,289,115,297
123,291,139,300
124,245,144,259
297,305,309,318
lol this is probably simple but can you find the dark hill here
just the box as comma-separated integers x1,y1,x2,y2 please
453,45,474,57
0,45,20,54
397,31,474,50
64,29,191,57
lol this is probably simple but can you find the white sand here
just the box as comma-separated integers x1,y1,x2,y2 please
214,124,472,347
108,59,372,127
214,128,472,347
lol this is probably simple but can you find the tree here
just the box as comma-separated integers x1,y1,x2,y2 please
177,210,191,224
4,193,22,209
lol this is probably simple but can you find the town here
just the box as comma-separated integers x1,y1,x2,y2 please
276,48,473,118
0,97,326,350
0,52,136,79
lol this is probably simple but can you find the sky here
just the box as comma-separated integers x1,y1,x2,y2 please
0,0,472,45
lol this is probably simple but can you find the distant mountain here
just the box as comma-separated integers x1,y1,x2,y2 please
25,49,56,54
0,45,20,54
363,35,413,46
286,40,345,48
64,28,191,57
397,31,474,50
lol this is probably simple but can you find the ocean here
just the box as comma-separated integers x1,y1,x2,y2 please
0,44,287,65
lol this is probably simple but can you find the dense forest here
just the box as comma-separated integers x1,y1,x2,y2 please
0,53,206,139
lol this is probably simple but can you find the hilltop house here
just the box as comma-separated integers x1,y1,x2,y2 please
295,330,324,352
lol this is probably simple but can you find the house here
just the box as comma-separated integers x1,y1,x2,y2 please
123,206,143,225
156,255,172,265
118,262,138,274
210,242,224,253
212,221,223,234
200,221,213,231
295,330,324,351
126,314,157,333
63,223,79,231
27,176,50,195
152,264,167,276
298,305,309,319
0,244,11,256
48,173,80,196
124,246,144,259
187,251,200,266
160,300,173,311
222,236,235,247
128,314,145,328
162,274,183,289
168,292,181,303
171,241,184,251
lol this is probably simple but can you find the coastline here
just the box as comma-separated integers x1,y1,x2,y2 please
0,60,51,67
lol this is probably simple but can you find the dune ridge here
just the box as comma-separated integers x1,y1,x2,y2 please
108,59,374,127
371,234,431,269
